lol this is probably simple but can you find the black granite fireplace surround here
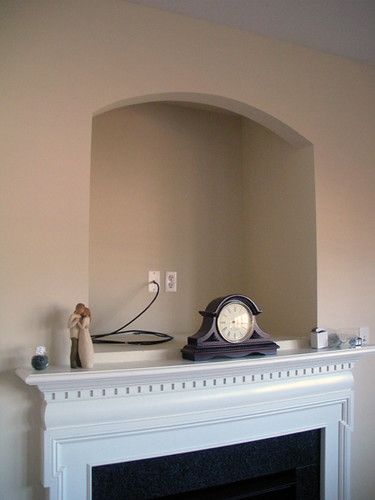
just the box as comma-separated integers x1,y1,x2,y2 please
92,430,320,500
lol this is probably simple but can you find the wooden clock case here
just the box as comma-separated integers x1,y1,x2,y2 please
181,295,279,361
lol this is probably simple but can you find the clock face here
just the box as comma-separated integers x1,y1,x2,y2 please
217,302,255,343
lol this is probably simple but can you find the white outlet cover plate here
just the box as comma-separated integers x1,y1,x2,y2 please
165,271,177,292
360,326,370,343
148,271,160,292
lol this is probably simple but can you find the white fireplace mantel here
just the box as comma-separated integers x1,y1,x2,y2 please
17,340,375,500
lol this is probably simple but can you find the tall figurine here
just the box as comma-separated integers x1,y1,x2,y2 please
68,303,85,368
78,307,94,369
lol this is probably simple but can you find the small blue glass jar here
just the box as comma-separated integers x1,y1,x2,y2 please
31,346,49,370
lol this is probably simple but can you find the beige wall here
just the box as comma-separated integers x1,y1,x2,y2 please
242,120,316,338
1,1,375,498
90,103,246,336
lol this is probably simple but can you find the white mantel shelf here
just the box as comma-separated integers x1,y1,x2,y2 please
17,340,375,392
17,340,375,500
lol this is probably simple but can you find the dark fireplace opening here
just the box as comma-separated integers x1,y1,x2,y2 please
161,470,297,499
92,430,320,500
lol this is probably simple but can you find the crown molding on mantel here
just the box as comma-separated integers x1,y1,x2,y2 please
17,341,375,395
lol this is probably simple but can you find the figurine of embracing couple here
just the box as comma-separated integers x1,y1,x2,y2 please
68,303,94,368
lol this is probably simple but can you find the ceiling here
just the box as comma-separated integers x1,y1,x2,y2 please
129,0,375,65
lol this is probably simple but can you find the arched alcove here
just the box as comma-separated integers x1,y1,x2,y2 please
89,95,316,340
94,92,311,148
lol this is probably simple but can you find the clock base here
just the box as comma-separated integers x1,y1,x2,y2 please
181,341,279,362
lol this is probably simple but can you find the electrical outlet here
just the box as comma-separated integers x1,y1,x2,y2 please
359,326,370,344
148,271,160,292
165,271,177,292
